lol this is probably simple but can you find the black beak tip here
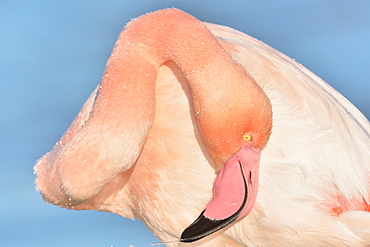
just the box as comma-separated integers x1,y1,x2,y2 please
180,211,238,243
180,213,218,243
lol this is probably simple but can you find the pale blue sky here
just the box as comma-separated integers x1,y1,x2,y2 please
1,1,369,246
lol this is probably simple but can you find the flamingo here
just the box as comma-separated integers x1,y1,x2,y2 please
34,8,370,246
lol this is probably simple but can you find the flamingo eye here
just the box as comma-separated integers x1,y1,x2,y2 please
242,133,253,142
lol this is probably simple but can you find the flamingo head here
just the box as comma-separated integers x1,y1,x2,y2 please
181,71,273,242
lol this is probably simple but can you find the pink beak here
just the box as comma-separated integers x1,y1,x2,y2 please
180,143,261,242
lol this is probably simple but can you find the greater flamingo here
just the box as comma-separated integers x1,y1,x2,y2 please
35,9,370,246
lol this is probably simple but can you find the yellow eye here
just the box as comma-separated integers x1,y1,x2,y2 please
243,134,253,142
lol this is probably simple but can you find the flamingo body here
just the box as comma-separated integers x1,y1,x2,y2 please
35,9,370,246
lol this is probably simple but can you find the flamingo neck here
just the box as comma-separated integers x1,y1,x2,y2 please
36,9,270,204
95,9,268,165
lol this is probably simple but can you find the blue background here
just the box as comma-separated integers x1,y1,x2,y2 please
1,1,369,246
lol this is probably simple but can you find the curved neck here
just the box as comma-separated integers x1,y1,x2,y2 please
41,9,270,203
95,9,267,163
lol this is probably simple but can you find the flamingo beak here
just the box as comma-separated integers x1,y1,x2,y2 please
180,144,261,242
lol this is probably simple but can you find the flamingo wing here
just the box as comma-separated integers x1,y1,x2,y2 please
208,23,370,245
